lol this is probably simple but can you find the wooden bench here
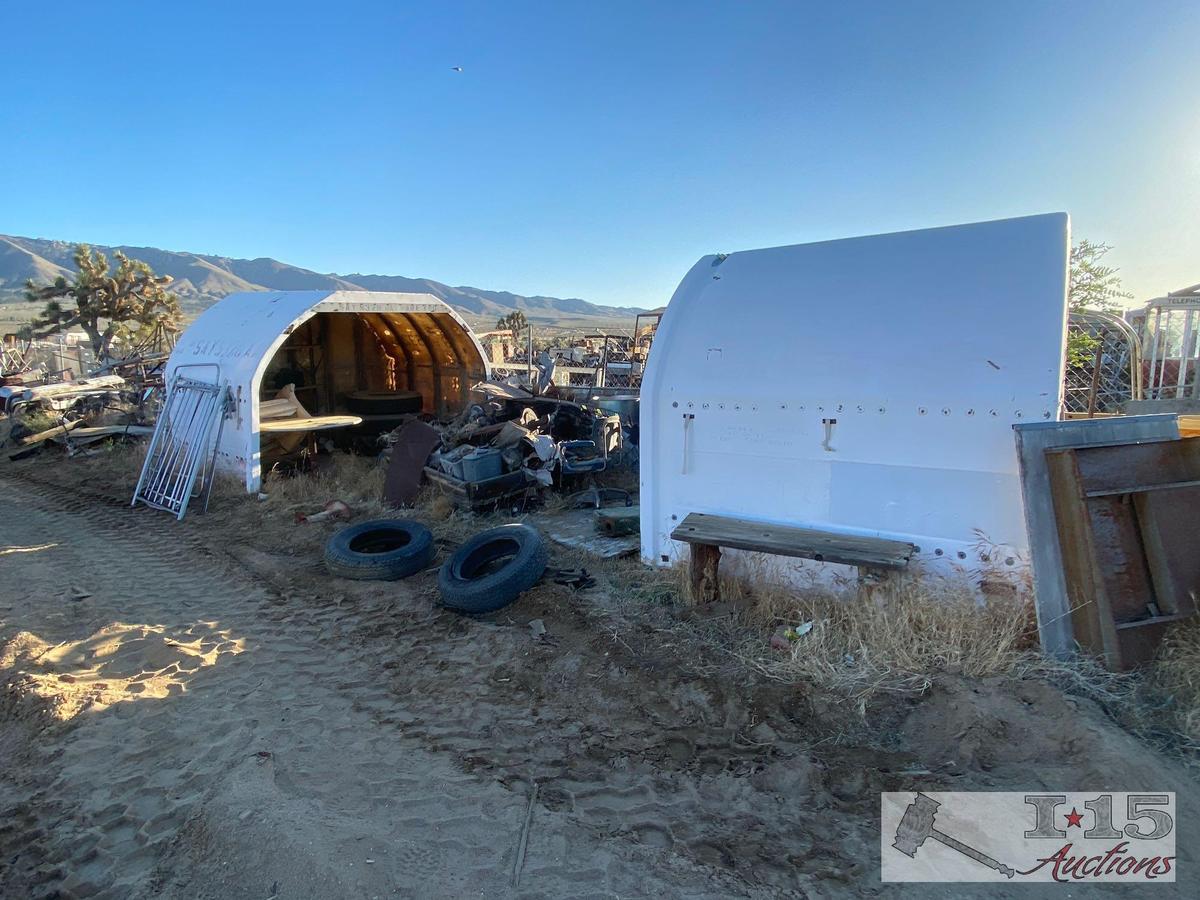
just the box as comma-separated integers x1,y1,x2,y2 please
669,512,916,602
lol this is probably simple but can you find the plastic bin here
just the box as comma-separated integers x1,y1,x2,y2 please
460,447,503,482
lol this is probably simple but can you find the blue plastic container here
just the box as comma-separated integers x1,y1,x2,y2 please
460,447,503,482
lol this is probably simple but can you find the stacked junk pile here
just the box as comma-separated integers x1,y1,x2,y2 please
0,369,162,461
318,380,632,620
382,381,627,512
1,328,171,460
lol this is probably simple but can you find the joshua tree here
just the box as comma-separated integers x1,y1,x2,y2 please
23,244,181,361
496,309,528,336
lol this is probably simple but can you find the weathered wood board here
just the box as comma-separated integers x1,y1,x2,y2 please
670,513,914,569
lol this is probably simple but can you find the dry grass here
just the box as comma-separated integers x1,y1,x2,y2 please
699,559,1033,698
1149,620,1200,754
255,455,388,514
12,408,62,436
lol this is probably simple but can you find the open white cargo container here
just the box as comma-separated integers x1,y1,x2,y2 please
166,290,488,492
639,213,1070,582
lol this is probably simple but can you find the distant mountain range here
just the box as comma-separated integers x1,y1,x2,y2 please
0,234,645,328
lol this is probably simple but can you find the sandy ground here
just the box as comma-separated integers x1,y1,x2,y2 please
1,467,1199,899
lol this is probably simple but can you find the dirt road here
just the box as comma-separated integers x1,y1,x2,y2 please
1,471,1196,898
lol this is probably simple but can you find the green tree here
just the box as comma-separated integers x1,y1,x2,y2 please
1066,240,1133,368
24,245,182,360
496,310,528,336
1069,239,1133,314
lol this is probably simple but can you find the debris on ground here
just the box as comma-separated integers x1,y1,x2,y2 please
389,385,630,512
551,568,596,590
532,508,640,559
2,364,163,462
294,499,353,524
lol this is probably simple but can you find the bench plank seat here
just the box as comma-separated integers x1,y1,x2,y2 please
671,513,916,569
670,513,916,601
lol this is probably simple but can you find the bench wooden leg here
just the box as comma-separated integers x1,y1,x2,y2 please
690,543,722,603
859,565,898,606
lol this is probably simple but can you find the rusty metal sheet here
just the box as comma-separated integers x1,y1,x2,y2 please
384,420,442,507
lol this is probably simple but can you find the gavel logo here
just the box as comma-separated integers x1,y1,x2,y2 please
893,793,1016,878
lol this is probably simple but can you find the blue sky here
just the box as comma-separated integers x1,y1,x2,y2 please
2,1,1196,308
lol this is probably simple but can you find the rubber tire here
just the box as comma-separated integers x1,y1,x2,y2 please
324,519,434,580
344,390,424,416
438,524,548,614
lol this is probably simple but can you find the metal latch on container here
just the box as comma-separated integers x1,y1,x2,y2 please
682,413,695,474
822,417,837,452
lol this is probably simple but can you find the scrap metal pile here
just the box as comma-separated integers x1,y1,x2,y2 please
382,382,627,511
0,356,166,460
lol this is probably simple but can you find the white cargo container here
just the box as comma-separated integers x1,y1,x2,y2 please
166,290,488,491
639,213,1070,581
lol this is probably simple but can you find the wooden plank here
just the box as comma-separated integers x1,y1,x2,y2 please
50,425,154,446
57,425,155,438
1072,437,1200,496
1013,415,1180,658
1045,449,1121,668
670,512,914,569
1133,488,1200,618
259,415,362,432
1084,495,1157,624
1086,478,1200,498
17,418,83,446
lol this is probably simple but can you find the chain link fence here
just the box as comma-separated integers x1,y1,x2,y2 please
1063,311,1141,415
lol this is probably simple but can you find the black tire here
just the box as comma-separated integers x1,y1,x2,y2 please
324,519,434,580
438,524,548,614
344,390,424,416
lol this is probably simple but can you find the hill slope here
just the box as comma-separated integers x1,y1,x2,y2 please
0,234,644,327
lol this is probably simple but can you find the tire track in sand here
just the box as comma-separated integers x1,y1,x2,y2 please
0,474,768,900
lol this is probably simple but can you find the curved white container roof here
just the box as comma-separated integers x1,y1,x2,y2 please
639,213,1070,582
167,290,487,490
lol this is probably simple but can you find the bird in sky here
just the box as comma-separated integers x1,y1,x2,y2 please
451,66,463,72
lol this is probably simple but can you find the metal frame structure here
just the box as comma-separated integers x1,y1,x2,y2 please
1141,285,1200,401
1063,310,1142,416
132,364,230,520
